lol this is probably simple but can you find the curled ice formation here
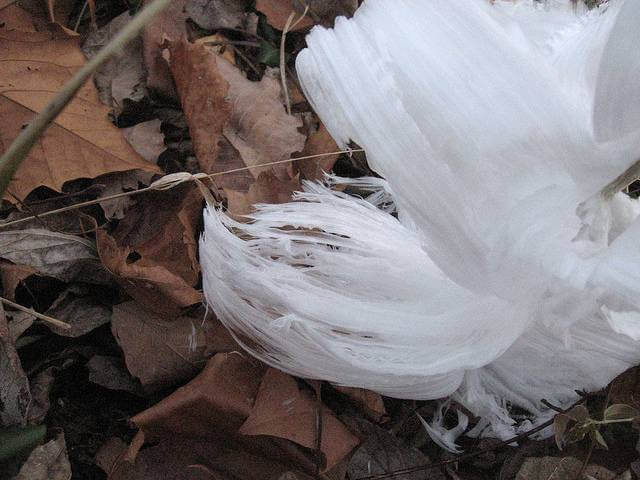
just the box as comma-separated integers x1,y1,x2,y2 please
200,0,640,438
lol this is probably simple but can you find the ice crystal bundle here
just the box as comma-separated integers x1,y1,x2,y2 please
200,0,640,441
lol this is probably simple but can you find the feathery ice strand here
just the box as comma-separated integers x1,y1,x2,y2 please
200,0,640,445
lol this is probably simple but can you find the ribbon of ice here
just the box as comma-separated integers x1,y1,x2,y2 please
200,0,640,444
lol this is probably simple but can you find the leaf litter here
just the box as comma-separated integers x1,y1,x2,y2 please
0,0,638,479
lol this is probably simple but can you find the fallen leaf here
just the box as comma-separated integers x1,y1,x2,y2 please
26,366,56,424
610,367,640,409
347,424,444,480
132,353,266,437
255,0,358,31
87,355,145,396
239,368,360,471
96,437,128,476
0,228,111,284
109,436,314,480
186,0,249,30
82,11,147,110
111,301,235,393
142,0,187,99
516,457,616,480
0,3,160,201
170,40,307,214
43,284,111,337
14,432,72,480
0,260,36,300
122,119,166,163
334,386,387,423
96,184,202,315
295,122,341,183
93,170,156,220
0,301,30,426
7,310,35,342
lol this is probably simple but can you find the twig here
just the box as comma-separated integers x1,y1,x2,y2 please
602,157,640,199
280,7,309,115
0,149,363,230
0,297,71,330
355,398,587,480
196,38,260,48
0,0,171,198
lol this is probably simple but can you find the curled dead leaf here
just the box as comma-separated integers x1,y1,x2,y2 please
170,40,306,214
96,185,202,315
0,302,30,426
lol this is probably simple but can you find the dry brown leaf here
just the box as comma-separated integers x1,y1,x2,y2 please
111,301,236,393
83,11,147,109
14,432,72,480
142,0,187,99
26,366,56,424
94,170,156,220
296,122,340,182
109,436,314,480
334,386,387,423
96,437,128,476
87,355,145,396
132,353,266,438
610,366,640,409
170,40,306,214
239,368,360,471
44,285,111,337
8,310,35,342
0,228,111,284
122,119,166,163
255,0,358,31
0,301,30,426
97,185,202,315
186,0,249,30
516,457,616,480
347,423,443,480
0,260,36,300
0,4,160,201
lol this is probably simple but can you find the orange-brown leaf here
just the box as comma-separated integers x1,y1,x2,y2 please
0,4,159,201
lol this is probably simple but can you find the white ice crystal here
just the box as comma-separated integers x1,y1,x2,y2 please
200,0,640,441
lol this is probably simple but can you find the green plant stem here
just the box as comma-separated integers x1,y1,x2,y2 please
0,0,171,197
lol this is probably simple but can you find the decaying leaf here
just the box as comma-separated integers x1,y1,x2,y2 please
87,355,145,396
43,285,111,337
96,437,128,476
93,170,156,220
515,457,616,480
0,3,160,201
0,302,30,426
333,386,387,423
111,301,235,393
109,436,315,480
0,229,111,284
97,185,202,315
82,11,147,110
142,0,187,99
347,423,444,480
239,368,360,471
186,0,249,30
122,119,166,164
27,366,56,424
610,367,640,409
132,353,265,437
7,310,35,342
0,260,36,301
170,40,307,214
14,432,72,480
255,0,358,31
295,122,341,183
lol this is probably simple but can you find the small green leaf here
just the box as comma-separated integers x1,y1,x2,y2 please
590,428,608,450
554,414,571,450
604,403,640,422
566,404,589,422
565,422,591,444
